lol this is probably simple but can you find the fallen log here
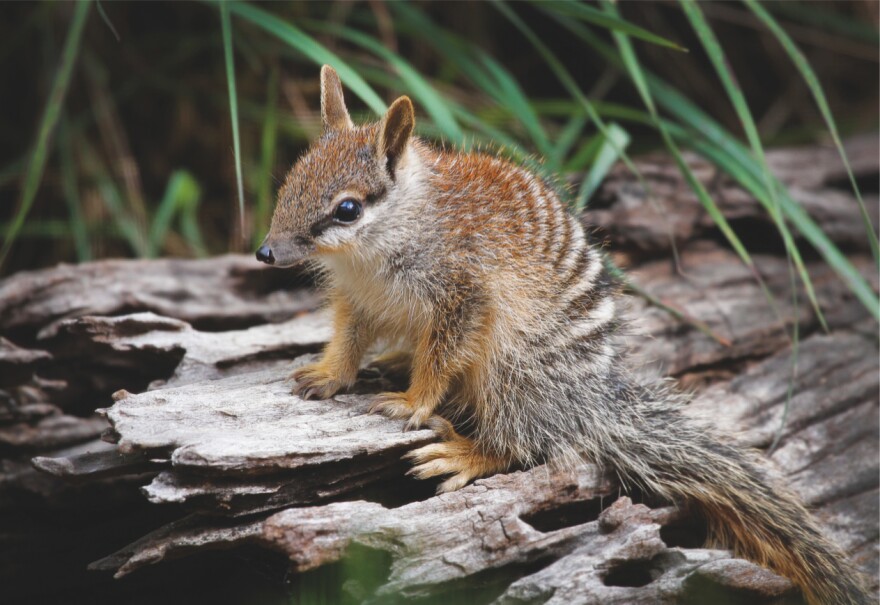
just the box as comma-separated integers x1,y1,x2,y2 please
0,138,875,604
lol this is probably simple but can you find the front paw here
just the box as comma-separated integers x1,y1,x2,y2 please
369,391,432,431
291,363,347,400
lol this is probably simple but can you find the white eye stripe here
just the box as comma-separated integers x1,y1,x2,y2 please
330,190,364,207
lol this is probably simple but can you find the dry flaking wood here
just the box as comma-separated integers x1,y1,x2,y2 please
104,364,435,473
37,311,331,406
0,337,51,387
495,498,796,605
0,254,319,339
86,326,878,601
623,243,877,378
585,135,878,254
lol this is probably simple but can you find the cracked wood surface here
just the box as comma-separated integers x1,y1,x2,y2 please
1,138,877,604
0,254,318,339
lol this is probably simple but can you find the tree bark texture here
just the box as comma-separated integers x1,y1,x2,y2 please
1,137,876,604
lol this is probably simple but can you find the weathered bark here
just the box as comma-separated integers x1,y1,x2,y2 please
0,254,318,340
585,134,878,256
0,337,51,387
85,326,877,603
1,138,876,604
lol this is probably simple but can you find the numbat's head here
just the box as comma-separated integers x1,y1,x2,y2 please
257,65,417,267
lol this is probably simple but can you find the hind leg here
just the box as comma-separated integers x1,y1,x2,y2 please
405,417,509,493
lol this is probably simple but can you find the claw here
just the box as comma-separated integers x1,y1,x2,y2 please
438,474,470,493
289,360,350,400
402,434,508,492
403,417,421,432
370,392,415,420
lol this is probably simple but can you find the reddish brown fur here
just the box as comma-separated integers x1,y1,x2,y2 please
260,66,873,605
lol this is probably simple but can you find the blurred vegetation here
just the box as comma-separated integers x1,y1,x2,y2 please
1,0,877,319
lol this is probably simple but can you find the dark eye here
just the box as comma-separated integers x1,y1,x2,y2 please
333,198,362,223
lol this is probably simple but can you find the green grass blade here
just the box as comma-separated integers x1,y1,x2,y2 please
564,132,603,173
766,1,879,45
148,170,201,257
549,6,877,322
744,0,878,266
680,0,822,329
305,21,463,143
220,2,245,239
550,114,588,170
1,0,91,269
226,1,385,115
180,185,207,258
95,0,120,42
450,106,529,158
647,81,880,322
0,220,100,239
476,52,552,156
590,99,880,323
493,2,647,202
599,0,776,314
254,63,279,249
389,3,502,99
58,115,91,261
541,0,687,51
574,122,630,212
80,142,147,257
390,2,552,155
606,259,732,347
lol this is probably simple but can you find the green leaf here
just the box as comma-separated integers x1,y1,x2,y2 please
744,0,878,266
225,1,386,115
600,0,778,317
476,51,551,156
493,1,648,206
564,132,603,173
547,6,879,322
305,21,463,143
550,114,588,170
540,0,687,51
58,115,90,261
389,3,502,99
1,0,91,269
680,0,822,329
220,2,245,240
574,123,630,212
648,81,880,323
390,2,552,155
254,63,279,249
148,170,201,257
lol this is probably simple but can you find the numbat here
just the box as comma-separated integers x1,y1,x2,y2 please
256,65,870,605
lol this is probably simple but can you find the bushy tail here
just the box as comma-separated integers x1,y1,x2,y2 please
600,380,872,605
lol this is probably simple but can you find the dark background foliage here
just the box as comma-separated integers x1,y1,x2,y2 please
0,1,877,275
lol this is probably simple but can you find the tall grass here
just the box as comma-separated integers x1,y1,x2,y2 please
3,0,877,327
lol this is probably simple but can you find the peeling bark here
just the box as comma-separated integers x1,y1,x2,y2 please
0,139,876,604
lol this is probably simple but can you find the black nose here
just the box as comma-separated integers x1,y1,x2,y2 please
255,245,275,265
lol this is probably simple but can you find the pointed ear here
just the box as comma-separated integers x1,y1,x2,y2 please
377,96,415,174
320,65,353,131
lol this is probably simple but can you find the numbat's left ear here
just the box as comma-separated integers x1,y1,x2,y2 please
320,65,353,132
378,96,415,175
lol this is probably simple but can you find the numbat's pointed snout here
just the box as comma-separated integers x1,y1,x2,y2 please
255,245,274,265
